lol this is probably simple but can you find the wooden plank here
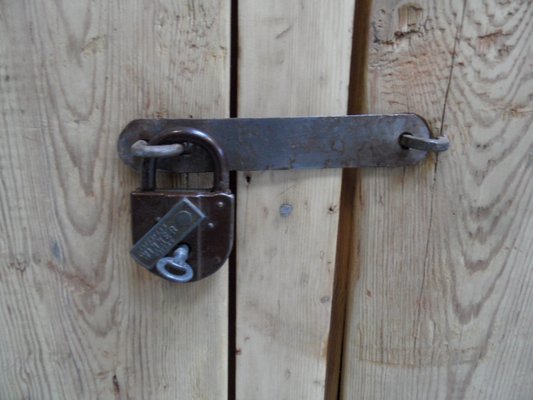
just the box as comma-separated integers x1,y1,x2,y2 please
0,1,229,398
235,1,355,398
341,0,533,399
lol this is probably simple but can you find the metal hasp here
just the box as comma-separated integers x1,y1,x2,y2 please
121,114,449,284
118,114,449,173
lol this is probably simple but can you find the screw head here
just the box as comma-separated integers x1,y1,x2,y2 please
279,203,293,217
216,201,224,208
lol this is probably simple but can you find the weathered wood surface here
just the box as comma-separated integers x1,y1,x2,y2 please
0,1,229,398
235,0,355,398
341,0,533,399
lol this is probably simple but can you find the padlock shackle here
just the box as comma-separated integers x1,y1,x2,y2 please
141,127,230,192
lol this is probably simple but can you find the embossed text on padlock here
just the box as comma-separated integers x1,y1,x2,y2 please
130,127,235,283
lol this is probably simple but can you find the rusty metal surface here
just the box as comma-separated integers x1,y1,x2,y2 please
141,128,231,192
117,114,434,173
131,191,235,282
130,127,234,283
130,198,206,270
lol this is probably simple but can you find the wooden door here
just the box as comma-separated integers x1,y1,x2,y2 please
1,0,532,399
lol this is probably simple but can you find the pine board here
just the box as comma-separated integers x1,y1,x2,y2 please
341,0,533,398
235,1,355,399
0,1,229,398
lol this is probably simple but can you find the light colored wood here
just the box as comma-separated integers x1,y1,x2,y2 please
236,1,355,398
0,1,229,398
341,0,533,399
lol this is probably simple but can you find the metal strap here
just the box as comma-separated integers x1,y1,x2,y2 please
119,114,450,172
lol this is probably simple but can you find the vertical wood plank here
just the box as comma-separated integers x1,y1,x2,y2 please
236,1,355,398
0,1,229,398
341,0,533,398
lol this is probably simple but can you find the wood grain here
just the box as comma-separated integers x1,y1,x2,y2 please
235,1,355,398
341,0,533,399
0,1,229,398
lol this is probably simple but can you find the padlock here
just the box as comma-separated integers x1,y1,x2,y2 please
130,127,234,283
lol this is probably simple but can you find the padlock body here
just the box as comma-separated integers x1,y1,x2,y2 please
131,189,234,282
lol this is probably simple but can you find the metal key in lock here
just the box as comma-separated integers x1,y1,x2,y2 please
130,127,235,283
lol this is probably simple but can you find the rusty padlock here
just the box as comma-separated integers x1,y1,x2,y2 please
130,127,234,283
